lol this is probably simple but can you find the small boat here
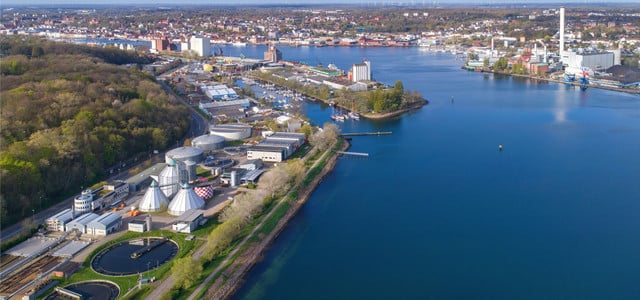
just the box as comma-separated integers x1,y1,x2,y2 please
348,112,360,120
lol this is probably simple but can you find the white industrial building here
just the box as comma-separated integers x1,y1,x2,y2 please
246,132,306,162
87,212,122,236
128,220,148,233
350,60,371,82
189,36,210,57
209,124,252,141
172,209,205,233
201,84,238,100
563,50,616,75
74,189,98,214
46,209,75,232
65,213,99,234
246,146,286,162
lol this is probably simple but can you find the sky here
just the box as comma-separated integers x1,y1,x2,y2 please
1,0,636,6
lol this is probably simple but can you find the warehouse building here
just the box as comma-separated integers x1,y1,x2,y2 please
246,146,286,162
46,209,75,232
87,212,122,236
65,213,99,234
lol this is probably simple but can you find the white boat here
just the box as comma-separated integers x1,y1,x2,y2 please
348,112,360,120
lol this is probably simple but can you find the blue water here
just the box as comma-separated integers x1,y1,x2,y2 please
231,46,640,299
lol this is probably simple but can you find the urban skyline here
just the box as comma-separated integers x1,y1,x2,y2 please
1,0,637,7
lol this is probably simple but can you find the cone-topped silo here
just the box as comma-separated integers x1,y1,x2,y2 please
139,180,169,213
168,183,205,216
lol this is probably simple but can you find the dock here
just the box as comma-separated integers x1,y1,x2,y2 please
336,151,369,157
339,131,392,137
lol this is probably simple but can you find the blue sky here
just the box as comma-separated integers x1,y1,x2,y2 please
1,0,636,6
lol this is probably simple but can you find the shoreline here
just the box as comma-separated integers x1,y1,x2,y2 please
477,70,640,95
204,139,350,299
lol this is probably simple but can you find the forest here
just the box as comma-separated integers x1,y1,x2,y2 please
0,37,190,227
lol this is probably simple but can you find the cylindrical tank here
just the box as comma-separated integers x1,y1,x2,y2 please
159,160,179,198
209,124,252,141
165,146,204,164
184,160,197,182
191,134,225,153
230,171,237,187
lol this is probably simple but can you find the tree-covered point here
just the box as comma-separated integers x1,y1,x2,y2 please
0,37,190,227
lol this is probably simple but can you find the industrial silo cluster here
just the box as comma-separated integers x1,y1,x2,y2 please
138,157,214,216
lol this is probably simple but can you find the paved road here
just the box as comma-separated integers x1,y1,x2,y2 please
0,67,208,245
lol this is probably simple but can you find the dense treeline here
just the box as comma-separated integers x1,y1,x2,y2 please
0,37,190,227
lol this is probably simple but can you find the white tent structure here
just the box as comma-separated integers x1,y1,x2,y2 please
139,180,169,213
168,183,205,216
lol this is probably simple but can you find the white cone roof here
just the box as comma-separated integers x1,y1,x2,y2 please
159,160,179,198
139,180,169,212
168,183,205,216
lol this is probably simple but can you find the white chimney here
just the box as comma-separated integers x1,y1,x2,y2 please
559,7,565,56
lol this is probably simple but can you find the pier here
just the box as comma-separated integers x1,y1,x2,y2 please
336,151,369,157
339,132,392,137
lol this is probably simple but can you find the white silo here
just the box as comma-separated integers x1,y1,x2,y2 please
139,180,169,213
168,183,205,216
159,160,179,198
230,170,237,187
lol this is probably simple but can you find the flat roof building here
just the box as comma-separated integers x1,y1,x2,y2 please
172,209,205,233
247,146,286,162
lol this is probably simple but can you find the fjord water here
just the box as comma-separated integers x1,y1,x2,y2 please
230,46,640,299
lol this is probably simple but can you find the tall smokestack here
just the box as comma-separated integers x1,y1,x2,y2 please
559,7,565,56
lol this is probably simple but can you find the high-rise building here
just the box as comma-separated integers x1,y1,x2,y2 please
190,36,211,57
154,38,170,52
264,44,282,62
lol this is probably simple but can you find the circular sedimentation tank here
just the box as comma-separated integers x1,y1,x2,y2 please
91,237,178,276
45,281,119,300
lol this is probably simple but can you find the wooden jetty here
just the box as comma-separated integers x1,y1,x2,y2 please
339,131,392,137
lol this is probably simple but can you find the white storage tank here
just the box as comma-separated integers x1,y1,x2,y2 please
191,134,226,153
165,146,204,164
209,124,252,141
159,160,180,198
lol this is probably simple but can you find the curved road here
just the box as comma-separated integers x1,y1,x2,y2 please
0,67,208,244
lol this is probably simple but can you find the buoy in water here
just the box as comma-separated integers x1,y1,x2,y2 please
498,145,503,151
